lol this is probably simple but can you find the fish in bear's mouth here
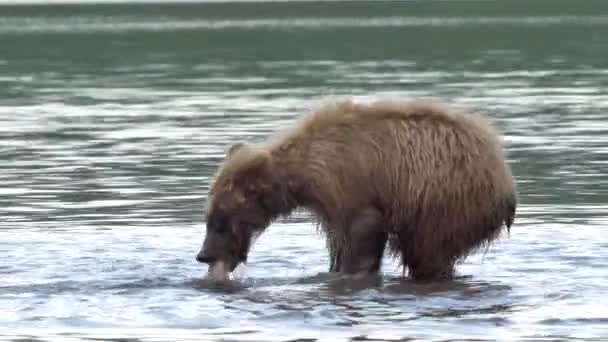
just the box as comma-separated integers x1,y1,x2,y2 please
207,260,231,281
206,259,244,282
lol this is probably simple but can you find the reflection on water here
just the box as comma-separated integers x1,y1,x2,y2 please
1,0,608,341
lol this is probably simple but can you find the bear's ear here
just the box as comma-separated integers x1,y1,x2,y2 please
225,142,246,158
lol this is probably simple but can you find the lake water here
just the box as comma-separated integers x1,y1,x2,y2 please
1,1,607,341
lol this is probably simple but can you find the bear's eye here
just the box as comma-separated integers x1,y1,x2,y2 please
208,212,229,233
243,187,257,199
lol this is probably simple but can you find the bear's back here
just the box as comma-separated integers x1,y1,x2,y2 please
281,98,500,147
269,97,510,198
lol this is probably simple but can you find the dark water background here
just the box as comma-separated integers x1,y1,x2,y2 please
1,0,607,341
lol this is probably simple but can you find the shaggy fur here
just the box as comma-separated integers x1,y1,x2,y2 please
199,97,517,280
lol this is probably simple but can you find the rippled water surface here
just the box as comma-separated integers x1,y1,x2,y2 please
1,1,608,341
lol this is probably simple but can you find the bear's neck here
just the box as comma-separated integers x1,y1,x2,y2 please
269,144,328,221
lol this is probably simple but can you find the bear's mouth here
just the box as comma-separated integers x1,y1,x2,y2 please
207,257,243,281
207,260,232,281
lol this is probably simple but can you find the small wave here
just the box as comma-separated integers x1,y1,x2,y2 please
1,16,608,34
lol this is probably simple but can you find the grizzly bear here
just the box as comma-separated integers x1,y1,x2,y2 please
196,97,517,281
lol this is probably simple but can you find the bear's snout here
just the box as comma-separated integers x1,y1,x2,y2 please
195,250,215,264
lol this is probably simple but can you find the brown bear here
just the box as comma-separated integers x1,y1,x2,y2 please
196,97,517,281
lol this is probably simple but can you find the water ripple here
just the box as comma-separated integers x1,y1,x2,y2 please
2,16,608,34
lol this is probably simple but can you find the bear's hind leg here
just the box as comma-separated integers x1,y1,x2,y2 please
337,207,388,276
393,234,456,281
407,260,455,281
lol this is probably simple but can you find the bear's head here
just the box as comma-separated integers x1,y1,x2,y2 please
196,142,283,278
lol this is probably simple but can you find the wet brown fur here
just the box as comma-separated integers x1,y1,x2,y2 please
206,97,517,280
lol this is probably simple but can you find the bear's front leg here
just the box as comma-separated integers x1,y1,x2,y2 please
329,239,341,273
332,207,388,276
